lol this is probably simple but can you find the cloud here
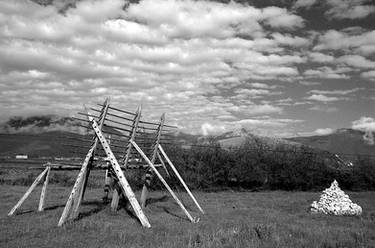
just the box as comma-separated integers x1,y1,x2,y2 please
262,7,305,29
299,81,321,86
309,105,339,112
306,94,341,102
309,88,362,95
325,0,375,19
313,128,334,135
337,55,375,69
352,116,375,145
360,70,375,81
303,66,351,79
308,52,335,63
294,0,317,9
314,29,375,55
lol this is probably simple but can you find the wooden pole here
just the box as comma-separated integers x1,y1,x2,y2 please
159,145,204,214
131,140,199,223
38,166,51,211
157,152,170,177
111,186,120,211
140,114,165,208
111,105,141,211
103,135,111,203
58,146,95,226
78,98,110,201
8,167,49,216
89,115,151,228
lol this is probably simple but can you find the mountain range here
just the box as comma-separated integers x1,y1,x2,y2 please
0,116,373,160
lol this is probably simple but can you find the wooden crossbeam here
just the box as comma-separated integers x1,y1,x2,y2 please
8,167,49,216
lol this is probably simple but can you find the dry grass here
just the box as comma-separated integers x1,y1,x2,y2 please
0,185,374,248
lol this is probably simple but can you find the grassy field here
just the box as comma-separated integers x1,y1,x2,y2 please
0,184,374,248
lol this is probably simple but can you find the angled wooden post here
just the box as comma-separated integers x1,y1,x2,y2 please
159,145,204,214
103,134,111,203
157,152,170,177
110,105,142,211
122,105,142,167
78,98,110,199
8,167,49,216
38,166,51,211
88,113,151,228
70,98,110,219
58,146,95,226
140,113,165,207
131,140,199,223
111,187,120,211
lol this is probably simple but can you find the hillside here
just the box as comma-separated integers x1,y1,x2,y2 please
288,128,375,157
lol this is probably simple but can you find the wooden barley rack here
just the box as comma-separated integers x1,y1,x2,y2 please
7,98,204,228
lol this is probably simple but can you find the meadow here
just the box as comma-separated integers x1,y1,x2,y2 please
1,184,374,248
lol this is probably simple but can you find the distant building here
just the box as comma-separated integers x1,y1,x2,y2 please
15,154,28,159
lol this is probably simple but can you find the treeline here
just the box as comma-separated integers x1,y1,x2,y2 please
152,142,375,191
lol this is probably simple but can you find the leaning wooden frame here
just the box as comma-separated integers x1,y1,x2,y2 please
7,97,204,228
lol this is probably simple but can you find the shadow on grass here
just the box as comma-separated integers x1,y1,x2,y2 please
146,194,196,221
76,200,107,221
145,195,169,206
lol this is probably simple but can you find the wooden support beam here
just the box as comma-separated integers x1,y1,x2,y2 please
157,152,170,177
141,114,164,208
73,98,111,218
131,140,198,223
38,166,51,211
110,105,142,211
88,115,151,228
58,146,94,226
159,145,204,214
8,167,49,216
111,188,120,211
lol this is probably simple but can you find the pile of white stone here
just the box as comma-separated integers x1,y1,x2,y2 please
310,180,362,216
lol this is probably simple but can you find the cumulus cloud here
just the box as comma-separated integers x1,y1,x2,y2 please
309,88,362,95
360,70,375,81
352,116,375,145
294,0,317,9
314,29,375,55
0,0,372,137
325,0,375,19
303,66,351,79
306,94,341,102
314,128,334,135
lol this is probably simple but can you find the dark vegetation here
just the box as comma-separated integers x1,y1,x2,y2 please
159,142,375,192
1,141,374,192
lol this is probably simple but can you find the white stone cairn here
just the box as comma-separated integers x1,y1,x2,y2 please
310,180,362,216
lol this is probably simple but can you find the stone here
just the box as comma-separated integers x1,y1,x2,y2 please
310,180,362,216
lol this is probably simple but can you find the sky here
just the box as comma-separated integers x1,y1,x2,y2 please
0,0,374,137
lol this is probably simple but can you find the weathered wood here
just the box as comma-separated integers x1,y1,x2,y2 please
157,152,170,177
141,114,164,208
159,145,204,214
58,146,94,226
111,187,120,211
131,140,198,223
8,167,49,216
89,116,151,228
71,98,111,219
38,166,51,211
122,106,142,167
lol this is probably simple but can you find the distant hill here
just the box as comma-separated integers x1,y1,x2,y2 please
1,115,370,169
288,128,375,157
